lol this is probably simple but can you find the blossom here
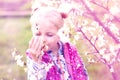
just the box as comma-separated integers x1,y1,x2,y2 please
11,48,26,68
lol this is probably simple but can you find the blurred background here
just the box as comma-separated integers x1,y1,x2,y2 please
0,0,120,80
0,0,31,80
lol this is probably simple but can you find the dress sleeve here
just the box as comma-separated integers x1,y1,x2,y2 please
27,56,47,80
26,50,54,80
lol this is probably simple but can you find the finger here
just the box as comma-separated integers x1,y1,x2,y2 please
37,39,44,52
35,37,41,51
29,37,34,48
31,36,38,49
36,39,45,57
28,49,38,61
27,49,36,55
29,37,40,56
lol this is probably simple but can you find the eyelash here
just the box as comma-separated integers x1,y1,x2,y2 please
34,27,55,37
46,33,54,37
35,32,54,37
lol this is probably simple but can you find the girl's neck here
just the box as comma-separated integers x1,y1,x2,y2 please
51,43,60,55
51,49,58,55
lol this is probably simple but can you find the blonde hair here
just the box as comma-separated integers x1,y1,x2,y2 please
30,7,66,30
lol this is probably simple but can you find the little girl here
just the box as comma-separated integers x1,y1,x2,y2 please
26,7,88,80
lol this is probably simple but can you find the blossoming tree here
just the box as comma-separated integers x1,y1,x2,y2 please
62,0,120,80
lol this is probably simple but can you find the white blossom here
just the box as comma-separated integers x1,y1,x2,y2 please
110,6,120,15
110,67,114,72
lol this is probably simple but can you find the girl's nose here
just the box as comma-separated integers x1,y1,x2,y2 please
41,35,47,43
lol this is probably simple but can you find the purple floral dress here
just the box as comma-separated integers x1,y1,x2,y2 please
26,42,88,80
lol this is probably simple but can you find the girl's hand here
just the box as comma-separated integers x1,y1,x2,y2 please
27,36,45,62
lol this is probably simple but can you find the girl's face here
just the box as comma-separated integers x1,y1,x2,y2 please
32,19,60,53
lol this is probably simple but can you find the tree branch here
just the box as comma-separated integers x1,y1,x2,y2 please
79,0,120,44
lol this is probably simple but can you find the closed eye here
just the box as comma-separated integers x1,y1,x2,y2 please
46,32,54,37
